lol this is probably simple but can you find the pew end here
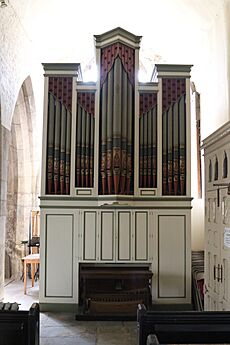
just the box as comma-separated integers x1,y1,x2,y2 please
0,302,39,345
137,303,230,345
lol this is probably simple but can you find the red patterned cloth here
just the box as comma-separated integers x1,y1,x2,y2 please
77,92,95,116
49,77,73,111
139,93,157,116
100,43,135,87
162,78,185,112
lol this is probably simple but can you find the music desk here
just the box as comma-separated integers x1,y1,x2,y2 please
22,254,40,294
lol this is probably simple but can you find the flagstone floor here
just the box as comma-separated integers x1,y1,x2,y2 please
3,279,137,345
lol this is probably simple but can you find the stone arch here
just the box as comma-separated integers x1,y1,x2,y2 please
5,76,40,280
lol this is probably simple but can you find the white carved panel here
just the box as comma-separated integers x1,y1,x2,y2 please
135,211,148,260
158,215,185,298
46,214,73,297
83,211,97,260
100,211,114,261
117,211,131,261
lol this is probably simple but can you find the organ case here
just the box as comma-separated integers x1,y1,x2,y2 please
39,28,192,311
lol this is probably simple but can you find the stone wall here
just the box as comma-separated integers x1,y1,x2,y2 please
0,0,42,298
0,0,33,130
0,123,10,300
0,0,34,296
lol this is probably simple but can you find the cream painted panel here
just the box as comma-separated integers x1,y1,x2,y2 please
135,212,148,260
100,211,114,261
46,214,73,297
83,211,97,260
158,215,185,298
207,251,211,287
223,258,228,302
117,211,131,261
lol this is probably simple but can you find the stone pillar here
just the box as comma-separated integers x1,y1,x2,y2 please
0,123,10,301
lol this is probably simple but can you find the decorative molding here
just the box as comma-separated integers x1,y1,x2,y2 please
138,82,159,91
140,190,156,196
76,82,97,90
94,27,142,48
42,63,82,80
40,205,193,210
39,195,193,202
152,64,193,80
76,189,92,196
202,121,230,151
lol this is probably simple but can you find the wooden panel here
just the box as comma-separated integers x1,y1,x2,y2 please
45,214,73,297
117,211,131,261
100,211,114,261
158,215,185,298
83,211,97,260
135,212,148,261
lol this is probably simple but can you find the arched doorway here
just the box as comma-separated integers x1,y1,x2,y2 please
5,76,41,282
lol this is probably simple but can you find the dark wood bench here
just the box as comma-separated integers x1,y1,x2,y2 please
137,304,230,345
0,302,39,345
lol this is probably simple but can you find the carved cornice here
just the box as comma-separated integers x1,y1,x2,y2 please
94,27,142,49
152,64,193,80
42,63,82,80
201,121,230,151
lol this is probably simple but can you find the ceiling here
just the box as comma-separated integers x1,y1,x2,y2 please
9,0,227,80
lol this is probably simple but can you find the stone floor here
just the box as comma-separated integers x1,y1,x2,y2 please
3,279,137,345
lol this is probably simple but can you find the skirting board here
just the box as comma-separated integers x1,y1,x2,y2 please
40,303,77,313
40,303,193,314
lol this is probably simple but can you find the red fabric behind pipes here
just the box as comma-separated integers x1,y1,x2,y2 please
162,78,185,112
99,61,134,195
49,77,73,111
47,77,73,195
139,93,157,115
100,43,135,87
139,93,158,189
77,92,95,116
162,78,186,196
76,92,95,188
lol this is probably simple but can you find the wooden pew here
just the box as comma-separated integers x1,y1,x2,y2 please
137,304,230,345
0,302,39,345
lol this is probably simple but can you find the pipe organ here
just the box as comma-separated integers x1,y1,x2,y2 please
39,28,192,312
